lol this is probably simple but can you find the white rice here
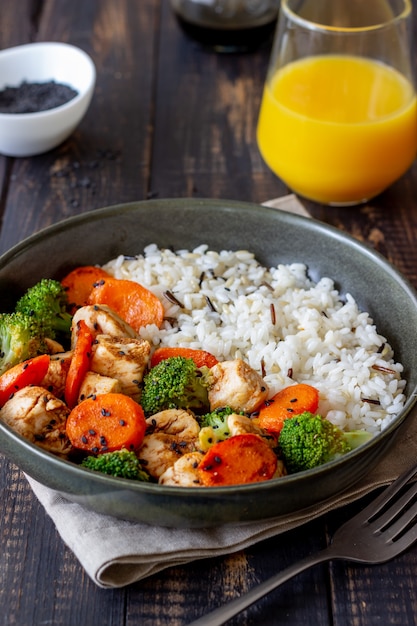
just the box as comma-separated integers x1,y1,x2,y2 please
102,244,406,435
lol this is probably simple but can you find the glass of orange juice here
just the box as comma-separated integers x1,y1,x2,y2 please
257,0,417,205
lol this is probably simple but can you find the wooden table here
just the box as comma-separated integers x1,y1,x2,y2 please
1,2,417,625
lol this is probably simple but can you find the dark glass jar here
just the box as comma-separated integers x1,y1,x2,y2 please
170,0,280,53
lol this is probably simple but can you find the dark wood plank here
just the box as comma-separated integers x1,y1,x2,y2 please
1,1,417,625
0,0,36,48
124,518,330,625
0,0,159,254
151,2,286,205
327,497,417,626
0,458,126,626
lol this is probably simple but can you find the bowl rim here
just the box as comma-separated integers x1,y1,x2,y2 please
0,41,96,119
0,197,416,497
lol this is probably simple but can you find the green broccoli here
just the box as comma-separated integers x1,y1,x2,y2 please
198,406,236,450
81,449,150,481
140,355,210,417
15,278,72,340
278,411,373,474
0,311,47,375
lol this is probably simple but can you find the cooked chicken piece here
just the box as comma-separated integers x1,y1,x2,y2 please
227,413,277,448
159,451,204,487
71,304,137,348
78,371,122,402
138,433,196,479
41,351,73,399
44,337,66,354
274,459,287,479
0,386,72,456
145,409,200,440
90,334,151,401
208,359,269,413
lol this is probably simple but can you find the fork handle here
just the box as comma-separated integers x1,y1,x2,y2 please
187,548,335,626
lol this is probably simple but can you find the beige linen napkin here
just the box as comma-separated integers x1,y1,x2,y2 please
24,195,417,589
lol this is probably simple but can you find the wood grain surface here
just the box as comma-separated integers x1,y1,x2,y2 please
1,2,417,625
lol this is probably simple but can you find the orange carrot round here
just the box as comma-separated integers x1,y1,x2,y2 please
198,433,277,487
87,276,164,331
64,319,94,409
0,354,50,407
150,346,218,369
66,392,147,453
61,265,111,312
257,383,319,434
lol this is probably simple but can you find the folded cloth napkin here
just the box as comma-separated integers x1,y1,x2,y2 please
25,195,417,588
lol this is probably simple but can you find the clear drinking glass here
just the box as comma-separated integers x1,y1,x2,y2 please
256,0,417,205
170,0,280,53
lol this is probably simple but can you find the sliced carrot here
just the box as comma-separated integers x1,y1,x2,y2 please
150,346,219,369
66,392,147,453
0,354,50,407
87,276,164,332
64,319,94,409
61,265,111,312
198,433,277,487
257,383,319,434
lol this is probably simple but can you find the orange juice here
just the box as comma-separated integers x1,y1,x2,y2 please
257,55,417,204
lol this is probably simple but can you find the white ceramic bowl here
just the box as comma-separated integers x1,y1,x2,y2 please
0,42,96,157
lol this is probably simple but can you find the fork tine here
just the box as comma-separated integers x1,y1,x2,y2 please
385,518,417,556
350,461,417,526
378,498,417,539
369,480,417,530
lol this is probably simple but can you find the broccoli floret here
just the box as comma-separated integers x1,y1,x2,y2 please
198,406,236,450
81,449,150,481
15,278,72,340
278,411,373,473
140,355,210,417
0,311,47,375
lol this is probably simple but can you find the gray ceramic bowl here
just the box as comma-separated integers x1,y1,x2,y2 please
0,198,416,528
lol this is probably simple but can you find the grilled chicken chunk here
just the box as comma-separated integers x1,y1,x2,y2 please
41,351,73,399
0,386,72,456
226,413,276,448
44,337,66,354
138,433,196,479
90,334,151,401
159,451,204,487
71,304,137,347
145,408,200,440
208,359,269,413
138,409,200,479
78,371,122,402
